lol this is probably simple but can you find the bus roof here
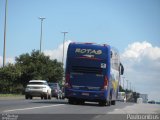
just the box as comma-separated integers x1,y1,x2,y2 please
70,42,110,47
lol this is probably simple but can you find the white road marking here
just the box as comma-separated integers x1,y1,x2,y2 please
3,104,65,113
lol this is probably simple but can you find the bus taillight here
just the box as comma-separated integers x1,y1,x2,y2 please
65,74,71,88
103,76,108,90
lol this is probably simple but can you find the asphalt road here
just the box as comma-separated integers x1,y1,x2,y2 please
0,97,160,120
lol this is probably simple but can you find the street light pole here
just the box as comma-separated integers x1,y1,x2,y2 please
61,32,68,68
39,17,45,53
3,0,8,67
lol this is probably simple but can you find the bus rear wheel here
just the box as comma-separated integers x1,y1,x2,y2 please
77,100,85,105
99,101,107,106
68,99,74,104
111,100,116,105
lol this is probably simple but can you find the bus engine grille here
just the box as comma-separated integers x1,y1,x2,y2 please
72,66,102,74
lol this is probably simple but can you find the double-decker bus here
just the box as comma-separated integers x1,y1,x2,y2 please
65,42,124,106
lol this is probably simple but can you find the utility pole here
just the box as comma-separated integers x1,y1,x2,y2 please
3,0,8,67
61,32,68,68
132,85,134,92
39,17,45,53
134,86,136,92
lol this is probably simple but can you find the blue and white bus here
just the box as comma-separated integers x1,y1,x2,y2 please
65,42,124,106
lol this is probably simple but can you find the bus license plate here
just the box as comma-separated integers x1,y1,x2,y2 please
82,93,89,96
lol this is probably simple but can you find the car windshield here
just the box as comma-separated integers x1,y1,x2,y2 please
48,83,59,89
48,83,56,86
28,82,47,85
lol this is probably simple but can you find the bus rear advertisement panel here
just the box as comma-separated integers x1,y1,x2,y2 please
65,42,124,106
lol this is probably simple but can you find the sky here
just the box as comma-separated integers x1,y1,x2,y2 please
0,0,160,101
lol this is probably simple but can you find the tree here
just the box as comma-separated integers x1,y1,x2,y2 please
0,50,63,94
0,64,22,93
15,50,63,87
119,85,125,92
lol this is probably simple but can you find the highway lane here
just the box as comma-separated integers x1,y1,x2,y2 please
0,98,128,114
0,98,160,114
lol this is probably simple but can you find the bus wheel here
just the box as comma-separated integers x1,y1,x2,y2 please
80,100,85,105
99,101,106,106
68,99,74,104
77,100,85,105
111,100,116,105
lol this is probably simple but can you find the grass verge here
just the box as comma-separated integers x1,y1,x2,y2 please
0,94,24,100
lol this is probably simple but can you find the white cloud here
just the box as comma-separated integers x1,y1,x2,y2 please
121,41,160,101
0,56,15,67
44,40,72,63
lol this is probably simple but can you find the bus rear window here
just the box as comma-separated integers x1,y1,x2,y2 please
71,66,102,74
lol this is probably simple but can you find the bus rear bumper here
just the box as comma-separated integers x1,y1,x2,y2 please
65,89,108,102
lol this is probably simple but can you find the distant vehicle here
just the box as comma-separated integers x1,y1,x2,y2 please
137,98,143,104
117,92,126,102
148,100,156,104
25,80,52,99
48,82,62,99
65,42,124,106
139,94,148,103
156,101,160,104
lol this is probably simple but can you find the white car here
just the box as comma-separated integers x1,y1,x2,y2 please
25,80,52,100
